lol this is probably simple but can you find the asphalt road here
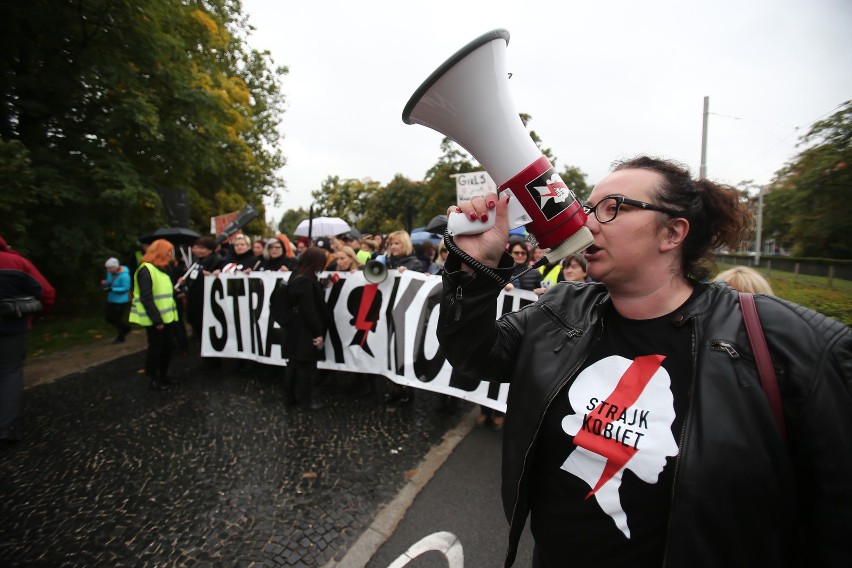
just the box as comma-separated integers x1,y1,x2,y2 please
363,425,535,567
12,334,536,567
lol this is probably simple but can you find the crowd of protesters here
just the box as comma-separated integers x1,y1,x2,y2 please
5,223,599,434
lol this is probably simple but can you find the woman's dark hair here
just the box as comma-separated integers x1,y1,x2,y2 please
293,246,328,277
612,156,753,280
562,254,587,272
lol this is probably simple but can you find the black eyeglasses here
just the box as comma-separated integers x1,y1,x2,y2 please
583,196,681,224
510,249,528,256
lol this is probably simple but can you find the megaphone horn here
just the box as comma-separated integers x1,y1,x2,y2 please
363,260,388,284
402,29,593,261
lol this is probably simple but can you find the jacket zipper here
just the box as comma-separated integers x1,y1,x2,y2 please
505,307,601,566
661,317,696,567
452,285,463,322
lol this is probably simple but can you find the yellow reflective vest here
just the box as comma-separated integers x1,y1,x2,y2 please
129,263,178,326
538,264,562,289
356,249,372,265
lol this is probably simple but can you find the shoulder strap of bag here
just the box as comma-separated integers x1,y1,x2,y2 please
739,292,786,439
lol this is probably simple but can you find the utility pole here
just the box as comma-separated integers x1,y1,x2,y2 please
754,185,764,266
699,96,709,179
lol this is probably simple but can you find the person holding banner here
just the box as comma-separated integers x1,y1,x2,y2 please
215,233,258,274
382,230,424,407
437,156,852,567
180,237,224,343
283,247,331,412
333,246,362,273
259,238,295,272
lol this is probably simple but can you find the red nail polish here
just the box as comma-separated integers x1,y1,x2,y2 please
487,200,495,208
455,206,462,213
469,212,477,221
481,214,489,222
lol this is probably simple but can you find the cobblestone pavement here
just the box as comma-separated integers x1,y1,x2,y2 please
0,348,470,567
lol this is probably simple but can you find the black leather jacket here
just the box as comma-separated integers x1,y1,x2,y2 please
438,262,852,567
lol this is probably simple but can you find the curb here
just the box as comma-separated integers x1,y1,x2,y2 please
24,331,147,389
322,407,478,568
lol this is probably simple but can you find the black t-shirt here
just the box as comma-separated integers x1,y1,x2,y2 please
528,285,705,567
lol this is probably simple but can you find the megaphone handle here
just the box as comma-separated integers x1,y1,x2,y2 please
446,210,496,236
447,193,529,236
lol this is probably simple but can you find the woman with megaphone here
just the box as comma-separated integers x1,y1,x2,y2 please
437,156,851,567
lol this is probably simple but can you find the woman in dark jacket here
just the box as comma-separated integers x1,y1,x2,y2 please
259,237,296,272
218,233,259,272
439,156,852,567
283,247,330,411
505,240,540,292
382,230,423,406
384,230,424,273
179,236,224,342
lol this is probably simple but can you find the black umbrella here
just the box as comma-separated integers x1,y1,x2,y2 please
336,227,362,240
139,227,201,247
424,214,448,234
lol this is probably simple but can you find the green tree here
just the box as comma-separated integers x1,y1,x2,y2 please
362,174,426,235
278,207,310,237
309,176,381,228
0,0,286,311
764,100,852,258
560,165,592,204
422,137,477,221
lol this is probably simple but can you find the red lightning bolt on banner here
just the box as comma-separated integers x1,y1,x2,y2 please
354,283,379,347
573,354,665,498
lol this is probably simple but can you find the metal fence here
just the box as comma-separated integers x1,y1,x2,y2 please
717,254,852,284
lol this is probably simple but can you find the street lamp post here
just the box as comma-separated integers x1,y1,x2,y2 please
754,185,764,266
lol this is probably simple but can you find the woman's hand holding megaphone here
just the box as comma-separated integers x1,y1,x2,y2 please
447,192,509,270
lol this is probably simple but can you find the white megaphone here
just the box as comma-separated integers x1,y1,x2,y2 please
402,29,594,261
363,259,388,284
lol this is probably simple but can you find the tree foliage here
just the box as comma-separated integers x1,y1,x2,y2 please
0,0,286,311
764,101,852,259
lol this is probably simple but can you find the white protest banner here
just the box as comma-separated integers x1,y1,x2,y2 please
454,171,497,203
200,271,537,412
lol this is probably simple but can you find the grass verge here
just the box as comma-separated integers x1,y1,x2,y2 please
716,263,852,326
28,314,119,359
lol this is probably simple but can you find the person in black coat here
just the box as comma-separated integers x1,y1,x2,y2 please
259,238,296,272
178,237,224,342
385,230,424,273
218,233,259,272
505,240,540,292
283,246,330,411
382,230,424,406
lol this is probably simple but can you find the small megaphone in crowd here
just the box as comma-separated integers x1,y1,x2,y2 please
363,260,388,284
319,272,341,288
402,29,594,262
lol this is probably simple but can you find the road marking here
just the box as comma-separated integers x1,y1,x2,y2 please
386,531,464,567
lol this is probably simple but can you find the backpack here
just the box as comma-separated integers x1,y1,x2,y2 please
269,276,298,329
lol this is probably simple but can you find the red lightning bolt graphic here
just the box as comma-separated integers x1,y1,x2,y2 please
573,354,665,499
545,180,567,194
354,283,379,347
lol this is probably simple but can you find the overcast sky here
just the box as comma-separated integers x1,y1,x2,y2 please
240,0,852,225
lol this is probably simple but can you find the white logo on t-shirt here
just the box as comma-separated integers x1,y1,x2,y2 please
560,355,678,538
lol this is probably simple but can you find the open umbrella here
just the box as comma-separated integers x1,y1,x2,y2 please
294,217,351,238
424,214,448,234
410,230,442,246
139,227,201,247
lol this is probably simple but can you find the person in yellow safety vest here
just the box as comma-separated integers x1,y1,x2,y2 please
535,257,564,296
129,239,180,391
